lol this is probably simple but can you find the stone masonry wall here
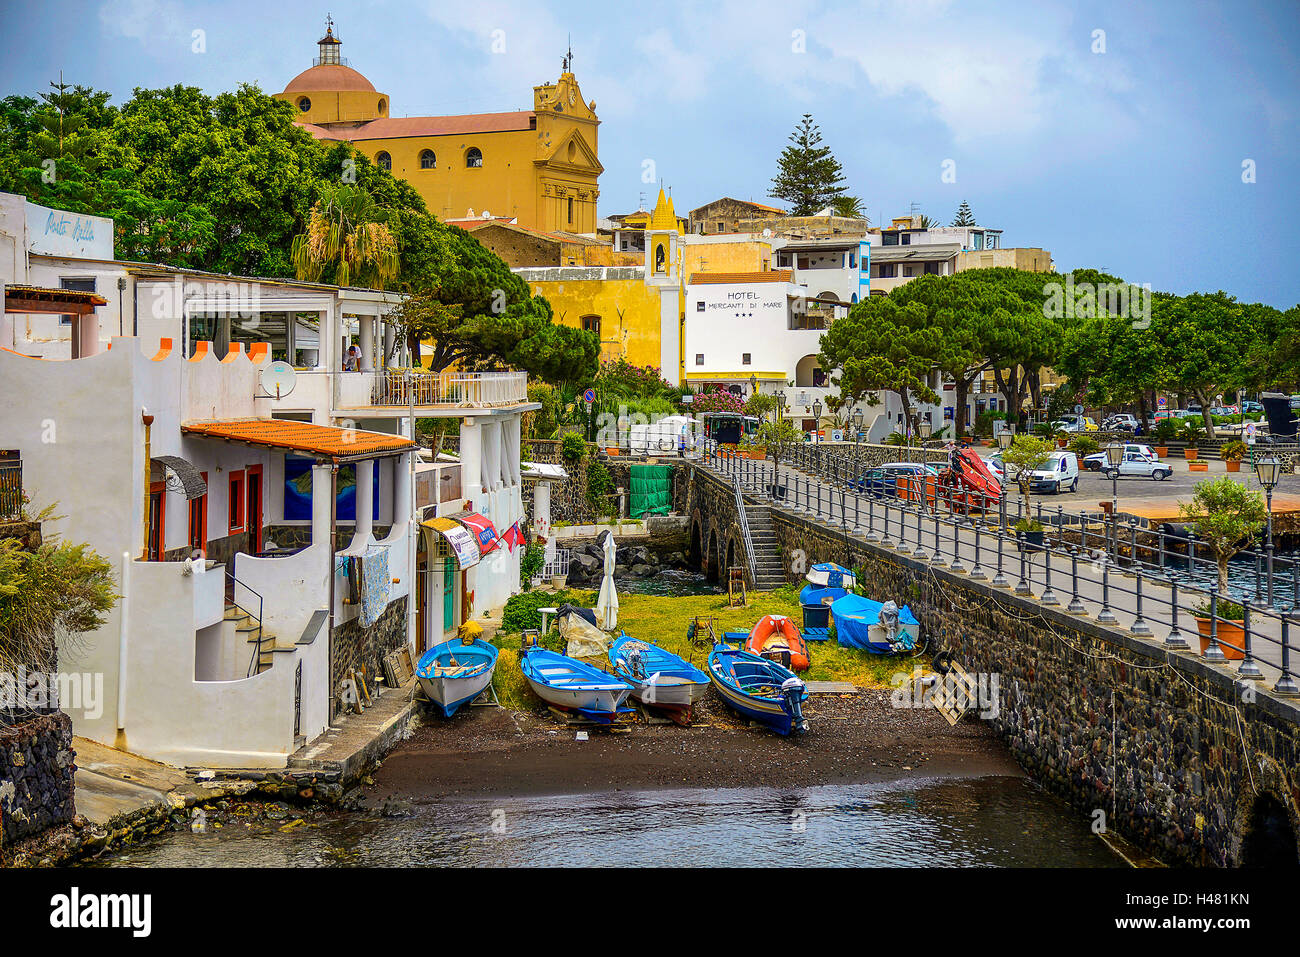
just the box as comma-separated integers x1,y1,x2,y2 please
681,461,1300,865
0,712,75,848
331,596,408,718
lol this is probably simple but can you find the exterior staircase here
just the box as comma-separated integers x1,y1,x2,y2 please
223,603,291,676
743,503,787,590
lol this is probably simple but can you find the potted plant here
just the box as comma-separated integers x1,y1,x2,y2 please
1053,430,1069,449
1002,434,1056,546
738,435,767,460
1067,435,1100,457
1181,417,1205,460
1180,477,1267,658
1191,597,1247,659
1220,439,1247,473
1151,418,1178,458
1014,517,1045,551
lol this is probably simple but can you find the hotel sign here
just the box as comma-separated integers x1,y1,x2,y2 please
25,200,113,260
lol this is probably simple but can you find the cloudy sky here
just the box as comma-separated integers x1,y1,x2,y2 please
2,0,1297,306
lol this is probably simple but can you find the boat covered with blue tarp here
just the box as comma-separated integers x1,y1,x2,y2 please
830,593,920,654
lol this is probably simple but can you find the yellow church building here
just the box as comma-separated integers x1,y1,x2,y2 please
276,22,603,233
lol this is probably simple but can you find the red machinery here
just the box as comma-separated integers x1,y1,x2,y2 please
938,446,1003,513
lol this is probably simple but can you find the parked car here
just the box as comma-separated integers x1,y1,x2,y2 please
1101,450,1172,481
1026,451,1080,494
1242,400,1264,414
852,462,940,498
1051,415,1099,433
1102,413,1140,433
1082,444,1157,471
982,454,1005,480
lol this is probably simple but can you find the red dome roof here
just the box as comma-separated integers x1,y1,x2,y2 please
282,63,376,93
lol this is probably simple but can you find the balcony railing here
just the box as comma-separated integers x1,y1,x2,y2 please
369,370,528,408
0,460,21,520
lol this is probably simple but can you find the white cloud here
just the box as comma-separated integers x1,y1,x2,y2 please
98,0,187,44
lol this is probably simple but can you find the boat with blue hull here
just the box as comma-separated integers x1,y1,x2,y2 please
416,637,499,718
608,634,711,716
521,646,634,723
707,642,808,736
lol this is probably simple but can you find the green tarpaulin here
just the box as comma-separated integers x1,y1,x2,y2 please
629,464,673,518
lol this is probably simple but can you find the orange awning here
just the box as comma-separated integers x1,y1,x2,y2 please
182,419,416,462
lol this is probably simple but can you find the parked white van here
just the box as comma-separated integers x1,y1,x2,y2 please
1027,451,1080,494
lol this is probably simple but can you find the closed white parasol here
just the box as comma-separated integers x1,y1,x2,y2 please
595,529,619,630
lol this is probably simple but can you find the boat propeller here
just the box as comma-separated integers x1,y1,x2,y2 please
780,676,808,734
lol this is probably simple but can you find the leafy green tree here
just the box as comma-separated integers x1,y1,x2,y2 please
1001,435,1055,518
769,114,848,215
1180,477,1267,592
951,201,976,227
819,296,942,436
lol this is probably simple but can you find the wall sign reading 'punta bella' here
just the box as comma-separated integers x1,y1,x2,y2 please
25,199,114,259
274,20,602,234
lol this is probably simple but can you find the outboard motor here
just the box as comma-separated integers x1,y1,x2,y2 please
625,647,647,680
780,675,809,734
878,600,901,642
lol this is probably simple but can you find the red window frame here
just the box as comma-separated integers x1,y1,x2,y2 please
228,469,245,533
188,471,208,556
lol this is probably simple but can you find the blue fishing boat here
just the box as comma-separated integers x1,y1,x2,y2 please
520,646,634,723
608,633,711,716
830,593,920,654
415,636,499,718
707,641,808,736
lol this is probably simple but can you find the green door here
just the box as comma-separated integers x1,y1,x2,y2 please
443,558,455,633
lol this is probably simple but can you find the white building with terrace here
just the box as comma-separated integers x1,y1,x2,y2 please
0,193,539,767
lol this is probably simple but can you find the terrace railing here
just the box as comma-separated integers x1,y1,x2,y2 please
370,370,528,408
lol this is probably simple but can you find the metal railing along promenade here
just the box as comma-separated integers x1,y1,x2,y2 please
703,440,1300,698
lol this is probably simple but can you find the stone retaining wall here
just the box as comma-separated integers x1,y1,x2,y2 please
0,712,75,848
331,597,408,718
682,461,1300,865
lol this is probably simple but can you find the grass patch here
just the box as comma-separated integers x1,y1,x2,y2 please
489,588,923,705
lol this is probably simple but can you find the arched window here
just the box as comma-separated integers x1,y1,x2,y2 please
376,151,392,171
466,147,483,168
296,96,312,112
419,149,436,169
377,99,386,115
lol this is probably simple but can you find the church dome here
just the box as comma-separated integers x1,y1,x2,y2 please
282,63,376,93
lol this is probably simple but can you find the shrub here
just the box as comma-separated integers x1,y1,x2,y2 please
744,392,775,419
1067,435,1100,456
1152,418,1179,444
519,541,544,590
1180,476,1267,592
691,388,746,415
1192,597,1246,621
560,431,586,462
501,589,578,633
1220,440,1248,461
586,460,614,514
1180,417,1206,447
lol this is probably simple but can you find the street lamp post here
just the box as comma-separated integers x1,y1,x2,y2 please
997,425,1015,533
852,408,864,482
1105,440,1124,559
1255,455,1280,608
775,389,785,423
811,398,822,445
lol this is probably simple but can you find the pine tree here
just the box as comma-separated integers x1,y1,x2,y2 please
769,114,848,216
951,201,977,227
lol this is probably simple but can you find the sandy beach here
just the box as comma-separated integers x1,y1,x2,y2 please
367,688,1022,803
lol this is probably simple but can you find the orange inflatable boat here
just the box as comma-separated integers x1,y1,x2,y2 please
746,614,810,671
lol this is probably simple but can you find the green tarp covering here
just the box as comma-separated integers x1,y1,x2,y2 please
629,464,673,518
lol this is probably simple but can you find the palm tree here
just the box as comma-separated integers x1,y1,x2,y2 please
916,213,938,228
829,195,868,220
292,183,400,289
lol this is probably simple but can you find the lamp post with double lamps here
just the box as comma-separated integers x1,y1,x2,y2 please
1255,455,1280,608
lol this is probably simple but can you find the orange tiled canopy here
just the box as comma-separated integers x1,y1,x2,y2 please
182,419,415,461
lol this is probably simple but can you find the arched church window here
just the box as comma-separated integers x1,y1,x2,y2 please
420,149,436,170
377,99,386,115
376,151,391,171
466,147,483,168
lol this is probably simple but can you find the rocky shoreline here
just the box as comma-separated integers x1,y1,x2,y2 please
565,539,694,587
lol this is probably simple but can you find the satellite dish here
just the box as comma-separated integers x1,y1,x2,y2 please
260,360,297,399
